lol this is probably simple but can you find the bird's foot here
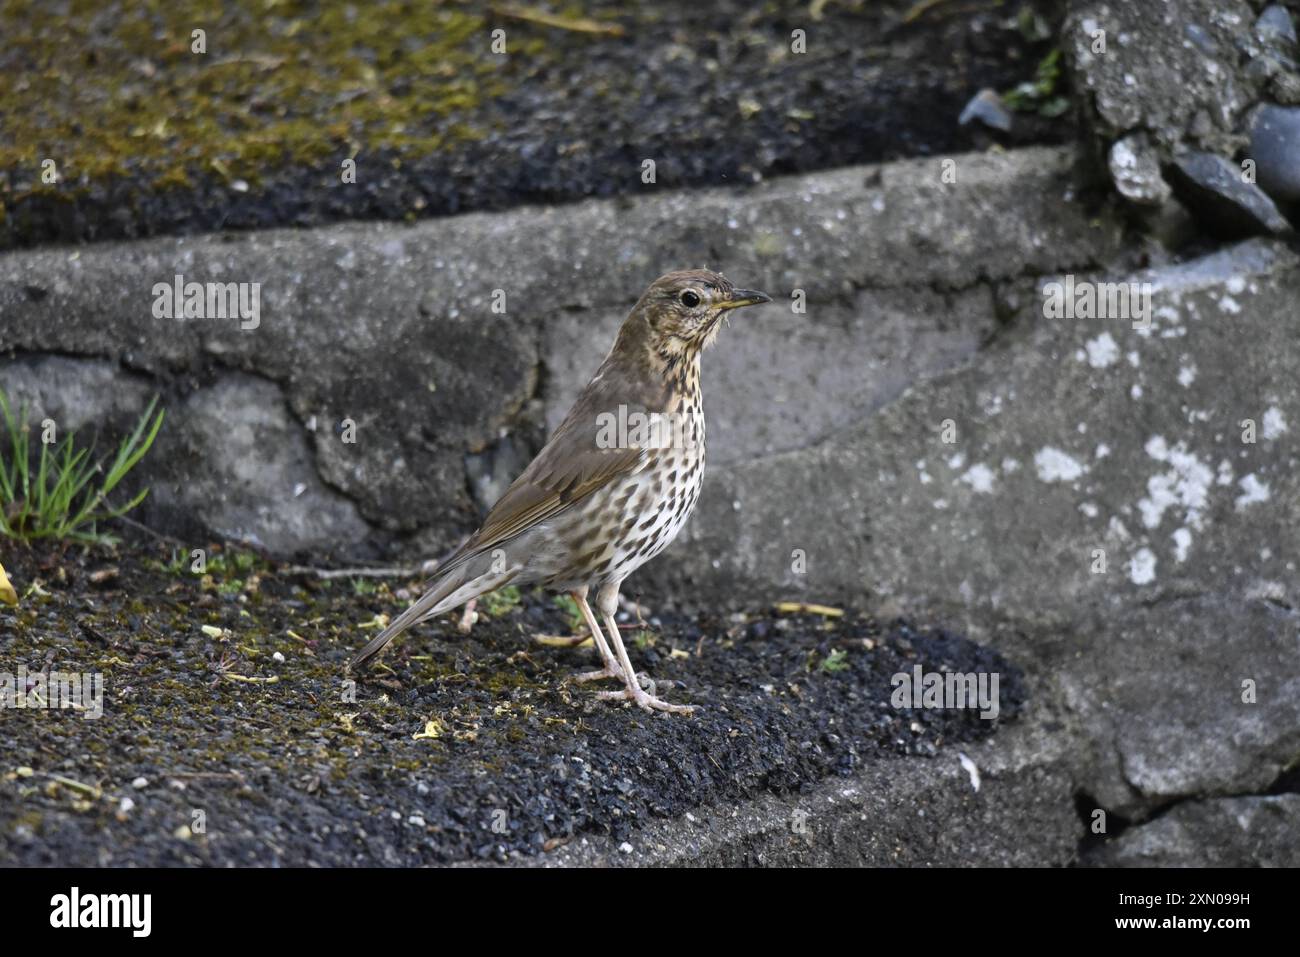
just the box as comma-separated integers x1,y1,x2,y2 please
570,662,625,683
456,598,478,634
596,680,695,714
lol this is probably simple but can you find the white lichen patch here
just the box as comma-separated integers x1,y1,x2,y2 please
1129,547,1157,585
1034,447,1087,483
1177,364,1197,387
1083,332,1120,369
1138,436,1214,530
1263,407,1288,441
960,463,996,494
1235,473,1270,510
1172,527,1192,563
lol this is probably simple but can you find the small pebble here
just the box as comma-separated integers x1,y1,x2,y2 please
272,651,286,663
1257,4,1297,47
618,842,634,854
132,776,149,789
958,89,1013,132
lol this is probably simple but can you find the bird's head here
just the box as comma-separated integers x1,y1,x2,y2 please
625,269,771,363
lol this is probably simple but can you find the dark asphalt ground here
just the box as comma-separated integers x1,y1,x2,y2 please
1,539,1024,864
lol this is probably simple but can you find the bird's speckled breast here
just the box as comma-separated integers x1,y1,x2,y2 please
541,378,707,590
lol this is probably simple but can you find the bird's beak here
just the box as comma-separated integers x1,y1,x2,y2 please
717,289,772,311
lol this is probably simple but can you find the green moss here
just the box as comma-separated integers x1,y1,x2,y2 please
820,648,850,673
479,585,520,618
0,0,505,184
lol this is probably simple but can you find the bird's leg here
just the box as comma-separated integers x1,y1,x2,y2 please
568,588,624,683
456,598,478,634
594,584,694,714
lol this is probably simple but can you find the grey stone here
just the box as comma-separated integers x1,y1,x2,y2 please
1270,66,1300,103
1249,103,1300,204
1085,794,1300,866
1257,4,1298,51
465,434,531,515
1066,0,1262,157
958,89,1013,132
1109,133,1171,205
1170,151,1293,235
0,355,152,433
1062,597,1300,818
0,146,1120,554
146,373,370,556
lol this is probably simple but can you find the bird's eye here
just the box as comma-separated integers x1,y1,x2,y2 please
680,290,701,308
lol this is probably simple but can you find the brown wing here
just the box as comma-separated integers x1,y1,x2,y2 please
464,437,645,555
438,360,661,572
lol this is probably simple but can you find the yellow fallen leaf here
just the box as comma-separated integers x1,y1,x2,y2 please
221,673,279,684
413,718,446,741
775,602,844,618
533,634,592,648
0,562,16,606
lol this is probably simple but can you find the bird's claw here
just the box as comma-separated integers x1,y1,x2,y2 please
570,663,625,683
596,683,695,714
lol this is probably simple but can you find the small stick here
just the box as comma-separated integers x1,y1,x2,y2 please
492,4,625,36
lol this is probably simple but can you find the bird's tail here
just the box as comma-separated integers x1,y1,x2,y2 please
348,564,471,671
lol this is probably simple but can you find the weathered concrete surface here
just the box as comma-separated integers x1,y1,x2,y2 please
539,715,1080,867
661,239,1300,619
1084,795,1300,867
1061,596,1300,820
1066,0,1263,158
0,145,1121,558
151,374,372,552
546,285,999,466
3,144,1298,866
1066,0,1300,235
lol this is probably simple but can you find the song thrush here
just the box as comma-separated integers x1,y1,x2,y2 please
350,269,771,712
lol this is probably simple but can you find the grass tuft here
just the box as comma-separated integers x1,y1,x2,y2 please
0,390,165,544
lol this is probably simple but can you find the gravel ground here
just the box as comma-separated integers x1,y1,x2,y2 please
0,538,1024,865
0,0,1070,248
